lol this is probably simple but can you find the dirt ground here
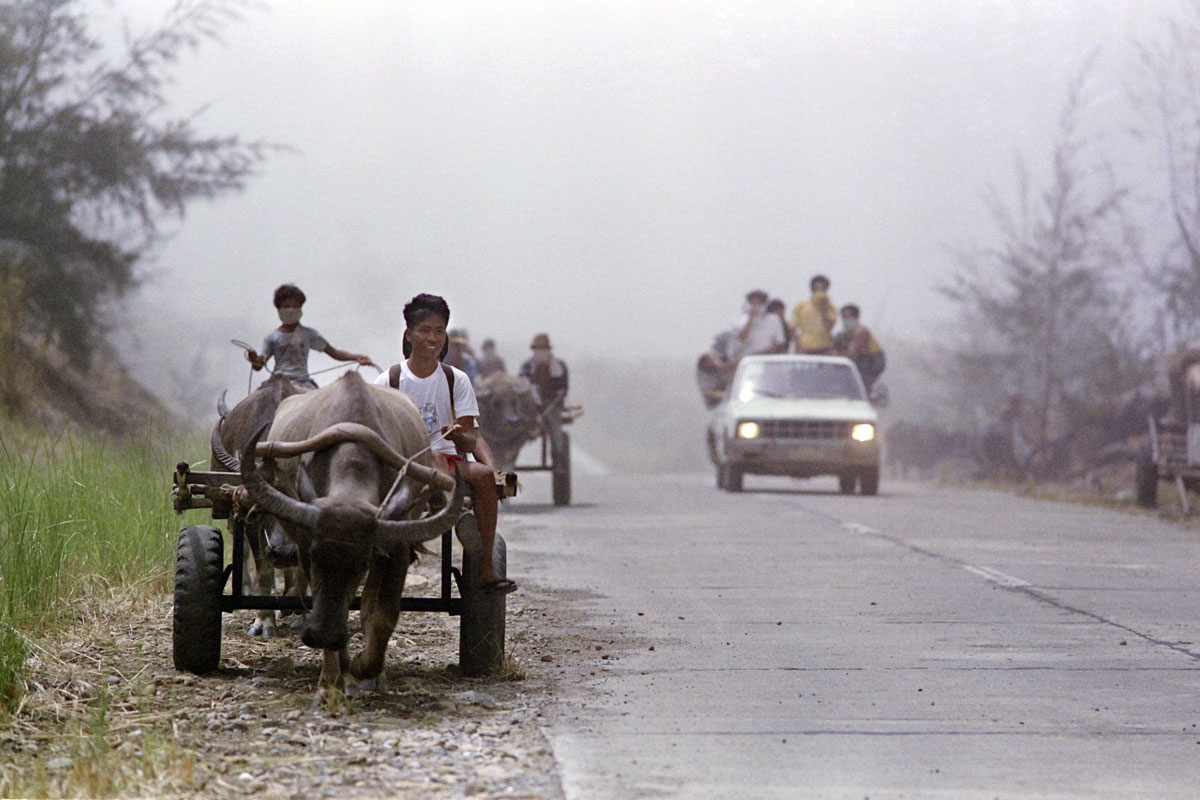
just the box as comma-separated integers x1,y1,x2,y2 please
0,553,616,800
2,463,1182,799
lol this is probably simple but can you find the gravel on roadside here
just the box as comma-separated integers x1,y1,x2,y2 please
1,556,618,800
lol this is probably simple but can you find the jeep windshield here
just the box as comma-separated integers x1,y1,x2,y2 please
735,361,864,402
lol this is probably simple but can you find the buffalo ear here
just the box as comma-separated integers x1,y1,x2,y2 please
297,465,317,503
242,423,322,532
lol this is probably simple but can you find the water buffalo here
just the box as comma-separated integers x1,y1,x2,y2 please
241,371,463,706
211,374,308,637
475,372,541,472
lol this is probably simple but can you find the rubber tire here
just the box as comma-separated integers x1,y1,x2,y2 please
552,433,571,507
1135,446,1158,509
839,474,857,494
859,467,880,496
173,525,224,674
724,465,744,493
459,519,506,678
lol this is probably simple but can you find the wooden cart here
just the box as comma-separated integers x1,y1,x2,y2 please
169,461,506,677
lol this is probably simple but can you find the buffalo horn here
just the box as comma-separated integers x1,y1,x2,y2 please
255,422,454,491
375,465,465,548
210,419,241,472
241,423,321,531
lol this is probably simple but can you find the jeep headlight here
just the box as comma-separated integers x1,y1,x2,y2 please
736,421,761,439
851,423,876,442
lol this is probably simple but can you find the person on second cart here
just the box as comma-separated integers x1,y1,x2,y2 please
247,283,377,389
519,333,569,410
519,332,571,455
477,338,507,379
376,293,515,595
445,328,479,383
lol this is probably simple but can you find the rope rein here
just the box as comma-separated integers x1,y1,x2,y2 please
228,340,461,517
230,338,377,396
378,427,453,514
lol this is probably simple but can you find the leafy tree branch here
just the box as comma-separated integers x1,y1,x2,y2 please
0,0,273,366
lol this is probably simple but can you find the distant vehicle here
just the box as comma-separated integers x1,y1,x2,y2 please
706,354,881,494
1137,353,1200,512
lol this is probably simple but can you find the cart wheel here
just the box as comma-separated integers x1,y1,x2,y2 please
173,525,224,674
859,467,880,496
838,474,857,494
457,515,506,677
552,433,571,507
1135,446,1158,509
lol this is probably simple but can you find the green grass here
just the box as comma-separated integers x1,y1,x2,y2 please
0,419,199,711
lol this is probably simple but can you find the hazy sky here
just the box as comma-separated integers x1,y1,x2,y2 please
110,0,1182,394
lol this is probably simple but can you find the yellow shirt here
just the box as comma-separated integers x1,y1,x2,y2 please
837,325,882,358
790,296,837,352
860,328,882,356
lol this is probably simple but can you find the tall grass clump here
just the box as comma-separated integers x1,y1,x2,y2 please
0,622,25,711
0,420,197,709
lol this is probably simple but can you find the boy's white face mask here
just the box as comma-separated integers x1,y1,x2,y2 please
278,307,302,326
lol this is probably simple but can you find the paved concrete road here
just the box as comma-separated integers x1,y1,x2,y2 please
505,472,1200,799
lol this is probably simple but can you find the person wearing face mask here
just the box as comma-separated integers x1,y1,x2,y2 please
790,274,838,354
834,303,886,393
519,333,569,410
734,289,787,358
246,283,378,389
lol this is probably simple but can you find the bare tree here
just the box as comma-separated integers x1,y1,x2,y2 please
1132,0,1200,344
938,65,1145,476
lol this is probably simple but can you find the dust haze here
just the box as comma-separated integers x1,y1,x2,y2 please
105,0,1180,471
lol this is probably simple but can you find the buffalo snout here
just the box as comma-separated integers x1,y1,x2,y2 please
266,522,298,568
301,517,373,653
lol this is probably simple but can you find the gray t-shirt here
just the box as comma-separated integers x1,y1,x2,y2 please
261,326,328,382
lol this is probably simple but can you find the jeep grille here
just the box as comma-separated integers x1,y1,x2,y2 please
757,419,853,440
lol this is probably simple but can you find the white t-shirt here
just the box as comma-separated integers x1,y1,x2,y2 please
374,361,480,455
734,311,786,357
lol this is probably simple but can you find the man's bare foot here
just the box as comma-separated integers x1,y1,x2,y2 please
477,576,518,595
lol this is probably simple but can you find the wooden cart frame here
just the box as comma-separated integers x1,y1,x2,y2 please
169,461,506,677
511,401,581,507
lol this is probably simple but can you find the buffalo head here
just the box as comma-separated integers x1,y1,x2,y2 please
476,373,542,472
241,422,463,651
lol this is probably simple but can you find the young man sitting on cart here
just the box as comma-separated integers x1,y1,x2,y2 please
375,293,516,595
